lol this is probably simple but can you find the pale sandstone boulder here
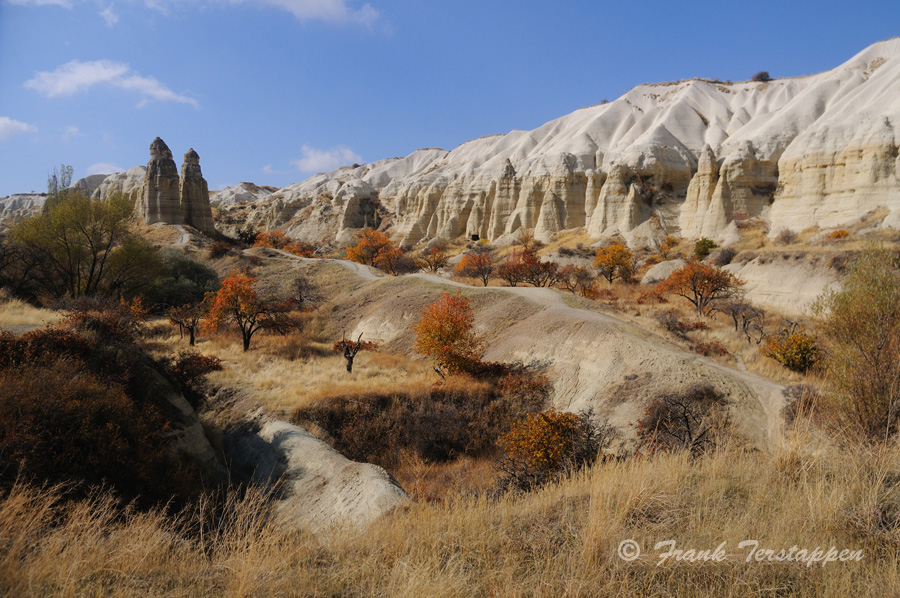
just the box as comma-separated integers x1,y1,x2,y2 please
226,420,410,532
641,258,687,285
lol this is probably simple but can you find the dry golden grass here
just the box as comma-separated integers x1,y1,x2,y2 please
148,317,435,415
4,437,900,597
0,297,63,331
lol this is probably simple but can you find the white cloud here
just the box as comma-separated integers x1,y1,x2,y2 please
262,164,275,174
245,0,379,26
62,125,82,140
0,117,37,140
11,0,382,27
99,4,119,26
87,162,124,175
7,0,72,7
291,145,362,173
24,60,198,108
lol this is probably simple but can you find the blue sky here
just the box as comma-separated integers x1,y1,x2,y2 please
0,0,897,196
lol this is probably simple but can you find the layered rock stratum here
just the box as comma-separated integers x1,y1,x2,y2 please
227,38,900,247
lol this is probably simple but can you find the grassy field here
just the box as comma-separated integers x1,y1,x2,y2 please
3,432,898,597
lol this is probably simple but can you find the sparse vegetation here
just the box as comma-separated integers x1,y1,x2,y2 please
693,237,717,260
814,246,900,441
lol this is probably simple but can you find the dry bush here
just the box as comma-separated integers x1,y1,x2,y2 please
635,384,731,456
291,370,549,469
761,323,821,373
208,241,231,259
690,339,729,357
0,314,213,504
827,229,850,241
654,309,708,338
496,409,614,492
776,228,798,245
711,247,737,266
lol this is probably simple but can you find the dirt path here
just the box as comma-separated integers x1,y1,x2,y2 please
285,258,786,445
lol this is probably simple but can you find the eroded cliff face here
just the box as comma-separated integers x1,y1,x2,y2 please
225,38,900,248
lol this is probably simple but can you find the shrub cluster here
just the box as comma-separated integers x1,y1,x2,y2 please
291,369,549,469
636,384,731,456
761,325,821,373
0,306,218,504
496,409,614,492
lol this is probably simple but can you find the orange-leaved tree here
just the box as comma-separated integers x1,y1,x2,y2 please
414,291,483,378
656,262,744,316
594,243,634,283
454,250,494,286
252,230,290,249
416,244,449,273
204,270,293,351
345,229,394,266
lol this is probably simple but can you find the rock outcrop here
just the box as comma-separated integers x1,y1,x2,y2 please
134,138,217,235
179,148,216,235
91,165,146,205
219,38,900,248
225,419,410,532
139,137,182,226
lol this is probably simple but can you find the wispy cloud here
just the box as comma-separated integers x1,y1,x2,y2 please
62,125,82,140
24,59,199,108
99,4,119,26
12,0,383,27
7,0,73,7
0,117,37,140
291,145,362,173
245,0,380,26
87,162,124,175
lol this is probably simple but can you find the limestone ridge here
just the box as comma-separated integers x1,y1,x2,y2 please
138,137,216,235
230,38,900,247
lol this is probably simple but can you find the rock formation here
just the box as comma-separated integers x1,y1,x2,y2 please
131,137,217,235
179,148,216,235
139,137,182,226
216,38,900,248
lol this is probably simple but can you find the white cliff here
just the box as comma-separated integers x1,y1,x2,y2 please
232,38,900,247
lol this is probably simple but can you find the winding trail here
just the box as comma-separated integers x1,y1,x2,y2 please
264,249,785,445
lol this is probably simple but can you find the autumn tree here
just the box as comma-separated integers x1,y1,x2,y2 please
813,247,900,441
252,230,290,249
594,243,634,283
656,262,744,316
521,250,560,287
454,247,494,286
9,191,164,299
414,291,483,378
497,250,528,287
345,229,394,266
333,332,379,373
204,270,294,351
558,265,597,297
372,243,417,275
167,295,213,346
416,242,449,273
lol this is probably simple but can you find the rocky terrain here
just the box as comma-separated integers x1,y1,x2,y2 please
220,38,899,248
4,39,899,251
